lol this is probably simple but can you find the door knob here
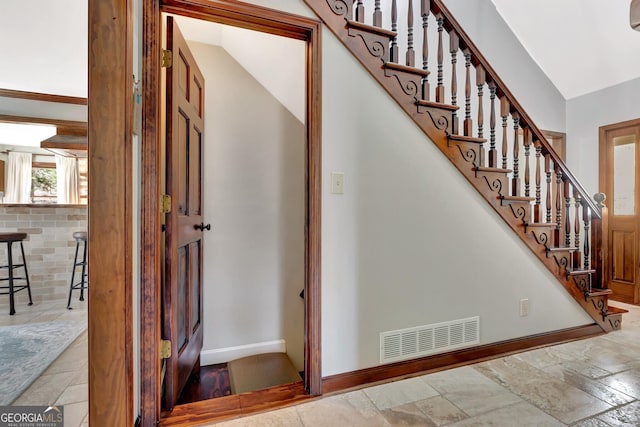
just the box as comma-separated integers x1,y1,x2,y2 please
195,223,211,231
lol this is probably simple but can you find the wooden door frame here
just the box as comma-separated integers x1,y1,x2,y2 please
140,1,322,425
88,0,134,425
599,117,640,302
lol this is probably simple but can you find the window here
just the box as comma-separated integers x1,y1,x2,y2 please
31,162,57,203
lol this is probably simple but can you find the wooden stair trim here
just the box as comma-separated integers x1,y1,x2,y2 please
302,0,621,332
526,222,557,228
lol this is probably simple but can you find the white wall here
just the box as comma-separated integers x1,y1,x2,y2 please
242,0,592,377
566,77,640,197
190,42,306,371
442,0,566,132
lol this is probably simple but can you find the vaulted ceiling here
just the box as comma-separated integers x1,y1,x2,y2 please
1,1,639,101
490,0,640,99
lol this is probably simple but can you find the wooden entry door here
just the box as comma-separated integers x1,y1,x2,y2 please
163,16,206,410
600,119,640,304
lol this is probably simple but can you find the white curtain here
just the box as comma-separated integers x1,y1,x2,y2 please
5,152,33,203
55,155,79,204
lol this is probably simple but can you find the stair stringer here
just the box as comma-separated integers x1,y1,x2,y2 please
303,0,621,332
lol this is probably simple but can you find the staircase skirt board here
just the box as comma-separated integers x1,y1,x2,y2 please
304,0,620,332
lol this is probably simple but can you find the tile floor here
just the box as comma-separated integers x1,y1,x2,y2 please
3,299,88,427
6,301,640,426
210,302,640,427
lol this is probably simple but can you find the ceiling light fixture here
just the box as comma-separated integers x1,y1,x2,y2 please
632,0,640,31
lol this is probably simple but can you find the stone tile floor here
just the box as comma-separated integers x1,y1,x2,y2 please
5,300,640,426
210,301,640,426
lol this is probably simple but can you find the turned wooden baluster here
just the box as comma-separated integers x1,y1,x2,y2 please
545,153,552,223
449,31,459,134
501,97,509,170
564,181,571,248
534,140,542,222
463,49,472,136
511,112,520,196
591,193,608,286
555,166,563,245
406,0,415,66
583,204,591,270
574,189,582,268
488,81,497,167
476,65,485,139
523,127,531,198
421,0,430,100
435,14,444,102
356,0,364,23
373,0,382,27
391,0,399,63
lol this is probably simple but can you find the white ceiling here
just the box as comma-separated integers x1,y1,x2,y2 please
1,1,639,101
491,0,640,99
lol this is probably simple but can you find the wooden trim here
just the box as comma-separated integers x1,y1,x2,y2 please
140,0,162,425
322,324,603,394
88,0,134,425
32,162,56,169
160,382,313,426
140,2,322,425
0,115,87,129
0,88,87,105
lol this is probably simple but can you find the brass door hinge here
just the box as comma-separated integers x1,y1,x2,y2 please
160,339,171,359
161,194,171,213
161,49,173,68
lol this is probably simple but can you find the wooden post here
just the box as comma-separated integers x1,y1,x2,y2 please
592,193,609,288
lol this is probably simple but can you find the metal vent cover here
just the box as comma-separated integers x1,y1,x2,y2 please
380,316,480,364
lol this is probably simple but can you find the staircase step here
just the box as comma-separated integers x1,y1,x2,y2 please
449,134,486,144
588,288,613,297
526,222,557,228
475,166,512,174
384,62,430,77
567,269,596,276
608,305,630,315
346,19,396,38
501,195,534,204
416,100,459,112
547,247,579,253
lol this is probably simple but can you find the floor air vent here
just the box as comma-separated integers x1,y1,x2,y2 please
380,316,480,364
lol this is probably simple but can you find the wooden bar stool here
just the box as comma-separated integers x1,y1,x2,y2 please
0,232,33,315
67,231,88,309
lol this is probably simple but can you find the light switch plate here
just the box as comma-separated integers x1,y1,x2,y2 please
331,172,344,194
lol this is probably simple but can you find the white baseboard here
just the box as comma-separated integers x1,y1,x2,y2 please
200,339,286,365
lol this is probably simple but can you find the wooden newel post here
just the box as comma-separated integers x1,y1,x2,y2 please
592,193,609,289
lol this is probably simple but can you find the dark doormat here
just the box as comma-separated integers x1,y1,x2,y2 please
228,352,302,394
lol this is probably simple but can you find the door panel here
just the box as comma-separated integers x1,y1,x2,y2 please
600,120,640,304
163,15,205,410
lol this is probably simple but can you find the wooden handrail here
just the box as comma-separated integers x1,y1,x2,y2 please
430,0,600,217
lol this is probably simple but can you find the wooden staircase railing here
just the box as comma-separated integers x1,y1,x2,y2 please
304,0,626,331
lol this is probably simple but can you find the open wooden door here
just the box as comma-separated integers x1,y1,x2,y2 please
600,119,640,304
163,16,207,410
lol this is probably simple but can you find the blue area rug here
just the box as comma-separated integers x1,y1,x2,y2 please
0,320,87,405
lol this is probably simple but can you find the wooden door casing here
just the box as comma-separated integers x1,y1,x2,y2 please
163,15,205,410
600,119,640,304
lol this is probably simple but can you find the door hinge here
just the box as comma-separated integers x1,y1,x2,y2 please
160,339,172,359
161,194,171,213
161,49,173,68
